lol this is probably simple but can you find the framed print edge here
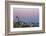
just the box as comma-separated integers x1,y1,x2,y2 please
5,1,45,35
5,1,9,36
5,1,7,36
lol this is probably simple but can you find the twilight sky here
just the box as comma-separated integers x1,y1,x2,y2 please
13,8,39,16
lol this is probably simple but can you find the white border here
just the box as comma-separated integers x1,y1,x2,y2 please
10,5,42,32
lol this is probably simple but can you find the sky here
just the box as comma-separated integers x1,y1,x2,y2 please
13,8,39,16
13,8,39,23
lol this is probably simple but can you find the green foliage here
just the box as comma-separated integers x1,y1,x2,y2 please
13,21,32,28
